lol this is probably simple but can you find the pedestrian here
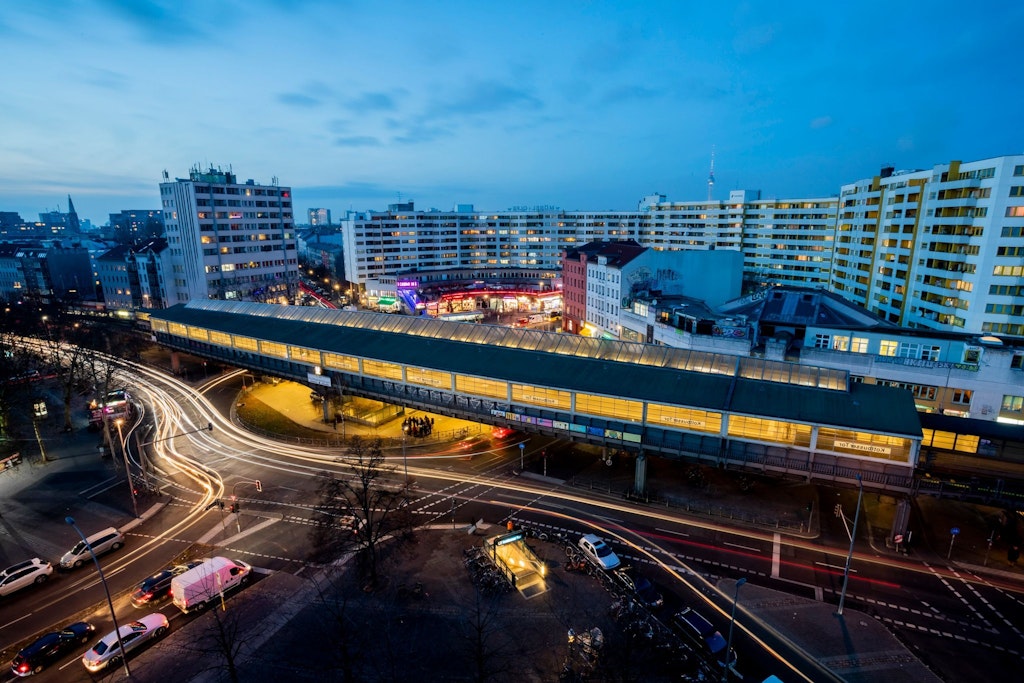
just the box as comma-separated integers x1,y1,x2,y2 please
1009,545,1020,567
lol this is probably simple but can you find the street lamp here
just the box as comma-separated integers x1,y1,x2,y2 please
836,474,864,617
115,419,139,518
402,435,409,485
722,577,746,682
65,517,131,679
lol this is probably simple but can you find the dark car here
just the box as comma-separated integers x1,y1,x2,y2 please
613,566,664,609
130,562,202,608
672,607,734,667
11,621,95,676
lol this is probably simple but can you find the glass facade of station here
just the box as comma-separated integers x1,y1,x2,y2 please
151,317,917,467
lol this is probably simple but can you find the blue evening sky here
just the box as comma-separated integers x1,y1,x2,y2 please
2,0,1022,225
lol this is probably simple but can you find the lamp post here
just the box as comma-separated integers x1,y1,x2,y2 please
402,435,409,484
115,419,139,518
836,474,863,617
722,577,746,682
65,517,131,679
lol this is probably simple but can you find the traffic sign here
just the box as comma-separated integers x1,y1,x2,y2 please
894,534,904,544
951,527,960,536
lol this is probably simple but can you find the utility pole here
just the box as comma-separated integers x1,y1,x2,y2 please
836,474,863,617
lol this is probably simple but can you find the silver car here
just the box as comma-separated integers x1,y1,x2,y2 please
0,558,53,598
81,613,169,673
578,534,621,571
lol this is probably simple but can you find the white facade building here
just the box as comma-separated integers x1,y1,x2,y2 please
339,155,1024,336
831,156,1024,336
159,167,298,304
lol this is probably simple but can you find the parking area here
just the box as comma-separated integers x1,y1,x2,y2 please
122,528,694,682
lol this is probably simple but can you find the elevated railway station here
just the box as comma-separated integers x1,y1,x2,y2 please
149,301,923,493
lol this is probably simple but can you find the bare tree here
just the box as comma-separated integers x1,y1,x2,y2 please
455,589,519,683
37,326,90,433
309,436,415,590
0,330,36,439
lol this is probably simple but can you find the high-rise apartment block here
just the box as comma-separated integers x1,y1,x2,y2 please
340,154,1024,336
159,166,298,304
308,208,331,227
830,157,1024,336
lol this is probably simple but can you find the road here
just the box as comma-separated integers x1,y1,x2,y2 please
2,355,1022,681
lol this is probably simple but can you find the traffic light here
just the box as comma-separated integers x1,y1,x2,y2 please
255,480,262,492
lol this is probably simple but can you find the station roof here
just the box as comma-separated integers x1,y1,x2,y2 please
151,301,922,438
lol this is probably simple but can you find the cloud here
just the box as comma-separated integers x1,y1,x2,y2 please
346,91,402,114
333,136,381,147
424,79,542,120
600,84,663,105
83,67,130,91
810,116,832,129
278,92,324,108
297,182,401,201
98,0,207,43
392,124,453,145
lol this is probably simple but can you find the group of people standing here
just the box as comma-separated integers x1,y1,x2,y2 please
403,415,433,438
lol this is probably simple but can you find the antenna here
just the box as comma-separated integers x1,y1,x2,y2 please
707,146,716,202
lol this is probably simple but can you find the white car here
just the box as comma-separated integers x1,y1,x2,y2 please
81,613,169,673
0,558,53,597
578,534,621,571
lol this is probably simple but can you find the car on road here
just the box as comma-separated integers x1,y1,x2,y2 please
11,621,96,676
81,613,169,673
456,434,491,458
578,534,621,571
0,558,53,598
490,426,518,441
613,566,664,609
130,562,203,608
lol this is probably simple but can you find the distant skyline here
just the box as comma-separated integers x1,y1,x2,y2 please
2,0,1022,225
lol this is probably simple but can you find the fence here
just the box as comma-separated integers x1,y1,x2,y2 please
566,475,808,534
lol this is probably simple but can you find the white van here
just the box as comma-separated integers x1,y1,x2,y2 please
170,556,251,613
60,527,125,569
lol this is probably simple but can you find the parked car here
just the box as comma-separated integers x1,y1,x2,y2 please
613,565,664,609
59,527,124,569
81,613,169,673
171,556,252,613
672,607,734,666
130,562,202,608
11,622,95,676
0,558,53,598
578,534,621,571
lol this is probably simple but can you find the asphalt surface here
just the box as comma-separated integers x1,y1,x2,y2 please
2,349,1022,682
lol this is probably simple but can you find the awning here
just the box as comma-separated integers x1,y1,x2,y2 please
377,297,397,306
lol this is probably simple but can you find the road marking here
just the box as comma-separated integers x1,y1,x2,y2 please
772,533,781,578
656,527,689,537
815,562,855,572
79,476,120,496
0,613,33,629
723,541,761,552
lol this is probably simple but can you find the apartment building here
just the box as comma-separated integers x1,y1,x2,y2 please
831,156,1024,336
340,155,1023,337
0,241,94,304
159,166,298,304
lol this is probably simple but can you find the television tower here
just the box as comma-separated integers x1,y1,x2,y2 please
707,147,716,202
